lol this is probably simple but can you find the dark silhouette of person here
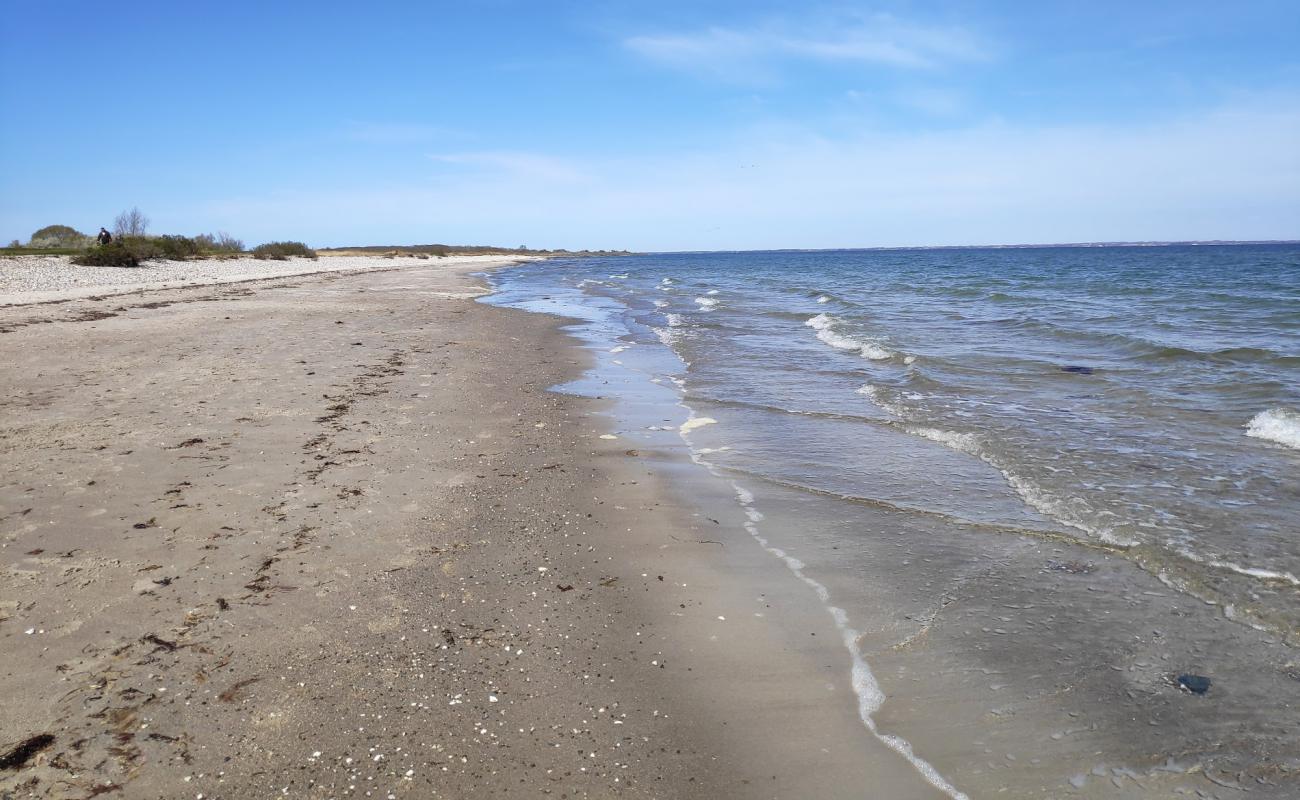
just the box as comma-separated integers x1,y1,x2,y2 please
97,228,112,245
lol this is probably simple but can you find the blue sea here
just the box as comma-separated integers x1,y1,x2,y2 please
484,243,1300,794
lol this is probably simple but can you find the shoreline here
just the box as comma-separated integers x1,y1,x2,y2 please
0,257,930,797
487,257,1300,799
0,253,546,308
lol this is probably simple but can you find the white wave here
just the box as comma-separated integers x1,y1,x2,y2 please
908,427,982,456
609,345,629,354
653,299,669,308
659,277,674,284
856,384,908,417
679,416,717,435
694,296,720,310
706,289,719,295
653,327,677,347
816,295,830,304
1176,548,1300,587
666,313,685,327
1246,407,1300,450
805,313,894,360
608,273,629,279
1001,471,1136,547
730,482,970,800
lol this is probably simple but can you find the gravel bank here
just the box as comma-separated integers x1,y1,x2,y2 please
0,253,536,305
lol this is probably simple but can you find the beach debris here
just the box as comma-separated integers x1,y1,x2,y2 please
132,518,156,529
599,577,619,587
175,437,205,448
0,733,55,770
1060,365,1095,375
441,629,456,646
217,677,260,703
1046,559,1095,574
1176,674,1212,694
142,634,178,652
557,584,575,592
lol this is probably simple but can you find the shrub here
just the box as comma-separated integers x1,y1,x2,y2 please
29,224,90,248
116,235,163,261
194,231,244,253
113,207,149,237
252,241,316,260
217,232,244,252
72,241,141,268
153,235,203,260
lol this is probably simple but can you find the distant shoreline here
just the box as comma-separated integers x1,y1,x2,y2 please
655,239,1300,255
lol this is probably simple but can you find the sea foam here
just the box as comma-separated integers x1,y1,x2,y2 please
679,416,718,434
805,313,894,360
908,426,982,455
1246,407,1300,450
695,296,720,310
856,384,908,417
730,483,970,800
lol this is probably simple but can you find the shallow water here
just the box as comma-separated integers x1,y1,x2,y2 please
488,245,1300,639
482,245,1300,796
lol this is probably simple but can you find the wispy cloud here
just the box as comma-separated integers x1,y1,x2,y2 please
624,13,989,81
206,98,1300,250
428,151,589,183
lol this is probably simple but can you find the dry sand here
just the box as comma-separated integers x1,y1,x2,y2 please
0,258,942,798
0,254,542,307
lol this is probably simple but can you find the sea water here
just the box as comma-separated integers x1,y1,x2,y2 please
489,245,1299,635
484,244,1299,793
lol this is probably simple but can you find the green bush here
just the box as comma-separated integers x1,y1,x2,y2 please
194,232,244,253
153,235,203,260
72,241,141,268
29,224,91,248
252,241,316,260
116,235,164,261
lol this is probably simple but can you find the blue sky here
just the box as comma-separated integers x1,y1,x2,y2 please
2,0,1297,250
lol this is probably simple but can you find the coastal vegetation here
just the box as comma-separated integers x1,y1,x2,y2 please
1,208,253,267
251,241,316,260
3,212,613,267
69,233,247,267
27,224,92,249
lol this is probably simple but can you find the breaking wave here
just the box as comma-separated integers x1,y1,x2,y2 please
806,313,895,361
1246,407,1300,450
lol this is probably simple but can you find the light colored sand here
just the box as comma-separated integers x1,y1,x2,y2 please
0,260,938,798
0,253,540,306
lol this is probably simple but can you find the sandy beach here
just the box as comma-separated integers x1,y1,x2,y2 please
0,257,944,798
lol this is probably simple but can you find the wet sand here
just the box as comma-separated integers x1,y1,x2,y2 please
486,263,1300,800
0,260,944,798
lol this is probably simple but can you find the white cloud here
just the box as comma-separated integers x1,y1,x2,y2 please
202,99,1299,251
428,151,589,183
624,13,989,81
